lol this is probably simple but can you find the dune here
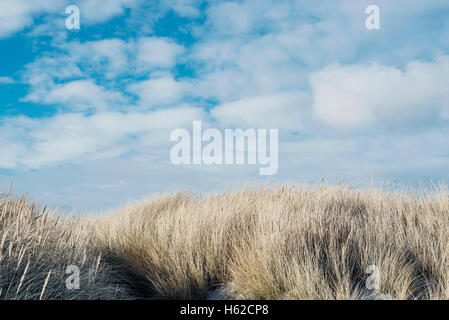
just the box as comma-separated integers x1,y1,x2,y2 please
1,183,448,300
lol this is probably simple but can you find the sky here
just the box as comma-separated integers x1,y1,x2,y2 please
1,0,449,213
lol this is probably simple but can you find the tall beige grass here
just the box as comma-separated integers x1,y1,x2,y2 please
2,183,449,299
0,191,129,299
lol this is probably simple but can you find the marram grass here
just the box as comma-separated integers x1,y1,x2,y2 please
1,183,449,300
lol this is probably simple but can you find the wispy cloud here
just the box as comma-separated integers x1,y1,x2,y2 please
1,0,449,210
0,76,15,84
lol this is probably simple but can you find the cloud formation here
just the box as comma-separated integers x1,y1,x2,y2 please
310,55,449,132
0,105,205,169
1,0,449,211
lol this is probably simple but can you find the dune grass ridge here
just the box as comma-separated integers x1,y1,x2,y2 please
1,183,449,300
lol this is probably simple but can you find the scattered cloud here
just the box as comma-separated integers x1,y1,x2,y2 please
211,91,310,131
0,0,146,38
1,0,449,210
0,105,205,169
310,55,449,132
159,0,202,18
129,74,189,108
0,0,65,38
29,79,127,112
67,39,131,78
77,0,141,24
136,37,184,70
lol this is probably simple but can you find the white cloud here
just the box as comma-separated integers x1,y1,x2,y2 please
67,39,130,78
205,1,256,35
0,0,64,38
189,33,307,101
0,105,206,169
77,0,140,24
20,36,187,112
0,0,142,38
24,79,126,112
191,0,449,106
211,91,310,131
22,55,83,87
310,55,449,132
129,75,189,107
23,36,184,86
136,37,184,70
202,0,297,37
159,0,201,18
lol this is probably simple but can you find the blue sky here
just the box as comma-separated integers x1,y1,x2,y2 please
1,0,449,212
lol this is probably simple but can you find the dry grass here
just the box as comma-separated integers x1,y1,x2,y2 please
0,192,130,299
2,183,449,299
